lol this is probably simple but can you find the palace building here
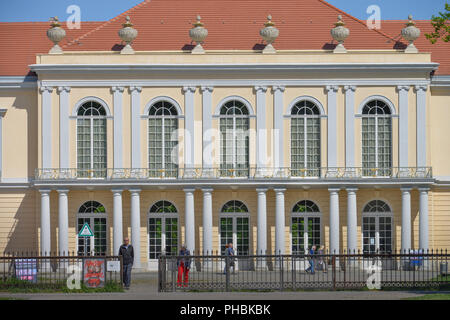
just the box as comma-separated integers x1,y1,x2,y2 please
0,0,449,270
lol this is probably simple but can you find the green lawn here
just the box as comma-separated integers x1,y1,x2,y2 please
405,293,450,300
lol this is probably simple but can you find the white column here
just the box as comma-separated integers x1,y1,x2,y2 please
256,188,268,255
0,109,7,177
112,189,124,255
183,86,196,169
40,86,53,168
112,86,125,169
415,85,428,168
202,188,213,254
344,86,356,168
57,189,69,255
326,86,339,168
57,87,70,169
346,188,357,252
40,189,51,255
129,86,142,169
184,188,196,253
329,188,340,254
201,86,214,171
398,86,410,168
419,187,429,251
401,187,412,251
272,86,285,171
130,189,141,268
274,188,286,255
255,86,268,169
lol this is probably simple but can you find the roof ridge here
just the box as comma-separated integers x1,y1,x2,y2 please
63,0,151,49
316,0,402,45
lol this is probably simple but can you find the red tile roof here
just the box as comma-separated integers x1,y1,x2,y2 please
0,0,448,76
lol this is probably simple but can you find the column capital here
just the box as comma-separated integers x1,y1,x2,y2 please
345,187,358,193
39,189,52,195
39,86,53,94
111,188,124,194
57,86,71,94
200,86,214,93
273,188,287,193
414,85,428,92
129,86,142,93
183,188,196,193
401,187,413,192
56,189,69,194
328,187,341,193
325,85,339,93
396,85,410,92
343,85,356,92
418,187,430,192
201,187,214,193
254,86,268,93
182,86,196,94
272,85,285,93
256,188,268,193
111,86,125,93
129,188,142,194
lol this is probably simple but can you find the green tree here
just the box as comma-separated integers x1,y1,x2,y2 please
425,2,450,44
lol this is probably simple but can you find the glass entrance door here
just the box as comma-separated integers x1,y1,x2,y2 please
220,216,249,255
77,217,107,255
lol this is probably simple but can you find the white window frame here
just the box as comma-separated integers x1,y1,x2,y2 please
361,201,394,253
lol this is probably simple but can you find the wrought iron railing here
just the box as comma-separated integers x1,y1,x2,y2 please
35,167,433,181
158,250,449,292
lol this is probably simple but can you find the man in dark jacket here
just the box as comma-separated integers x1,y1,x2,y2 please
118,238,134,289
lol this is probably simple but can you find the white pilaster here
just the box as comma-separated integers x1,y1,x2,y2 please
112,189,124,255
346,188,357,252
201,86,214,170
256,188,268,254
398,86,410,168
184,188,196,252
255,86,268,168
183,86,196,169
329,188,340,254
274,188,286,254
57,189,69,255
401,187,412,251
272,86,285,170
40,189,51,255
202,188,213,254
326,86,339,168
344,86,356,168
415,85,428,167
129,86,142,169
40,86,53,168
112,86,125,169
57,87,70,169
0,109,7,177
130,189,141,268
419,187,429,251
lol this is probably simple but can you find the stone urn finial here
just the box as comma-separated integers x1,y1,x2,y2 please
189,15,208,54
331,15,350,53
401,15,421,53
118,16,138,54
260,15,279,54
47,16,66,54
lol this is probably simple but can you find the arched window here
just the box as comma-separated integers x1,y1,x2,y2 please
76,101,107,178
148,201,179,259
219,100,250,177
362,200,393,254
220,200,250,255
290,100,321,177
148,101,179,178
361,100,392,176
291,200,321,254
77,201,107,255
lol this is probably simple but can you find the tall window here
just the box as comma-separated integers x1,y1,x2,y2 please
148,201,179,259
361,100,392,176
362,200,393,254
291,200,321,254
290,100,321,177
77,101,107,178
77,201,107,255
219,100,249,177
220,200,250,255
148,101,179,178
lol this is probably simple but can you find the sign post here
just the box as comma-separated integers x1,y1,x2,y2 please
78,222,94,256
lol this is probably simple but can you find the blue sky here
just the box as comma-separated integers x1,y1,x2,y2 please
0,0,447,22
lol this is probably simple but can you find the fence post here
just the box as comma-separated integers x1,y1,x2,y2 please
225,256,230,292
332,255,336,291
280,255,284,291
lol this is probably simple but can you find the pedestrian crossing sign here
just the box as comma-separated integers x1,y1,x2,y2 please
78,223,94,237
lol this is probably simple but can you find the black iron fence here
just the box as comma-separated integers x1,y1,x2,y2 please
158,250,450,292
0,252,123,290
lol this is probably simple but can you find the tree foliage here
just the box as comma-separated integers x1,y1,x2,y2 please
425,3,450,44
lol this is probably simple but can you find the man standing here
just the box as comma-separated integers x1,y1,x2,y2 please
118,237,134,289
177,245,191,287
305,245,316,274
224,242,235,274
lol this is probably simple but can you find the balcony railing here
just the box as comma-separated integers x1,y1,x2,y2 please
34,167,433,181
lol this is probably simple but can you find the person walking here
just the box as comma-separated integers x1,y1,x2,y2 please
317,245,327,273
177,245,191,287
305,245,316,274
224,242,235,274
118,237,134,289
